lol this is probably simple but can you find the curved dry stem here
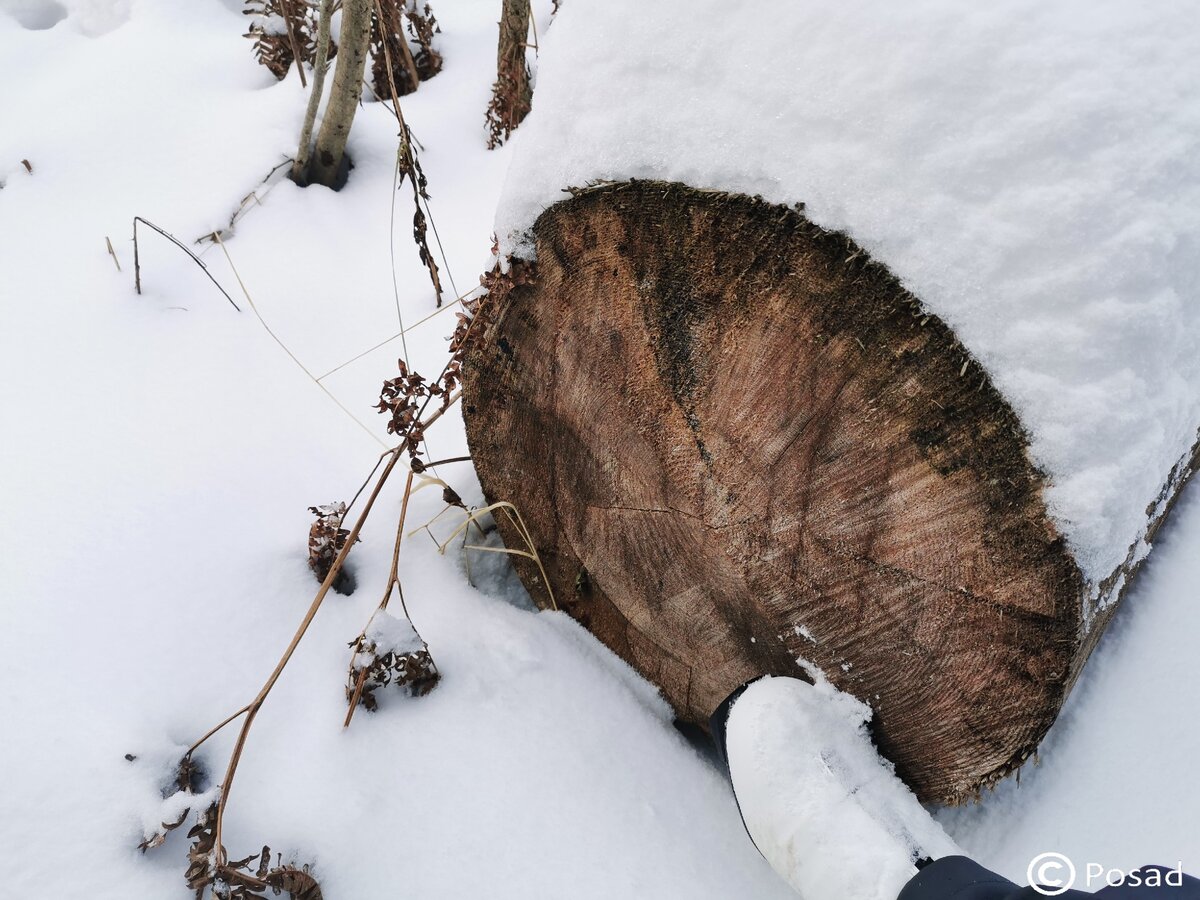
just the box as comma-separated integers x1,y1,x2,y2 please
212,444,404,863
132,217,241,311
380,469,417,616
185,703,252,759
345,448,395,518
209,393,462,864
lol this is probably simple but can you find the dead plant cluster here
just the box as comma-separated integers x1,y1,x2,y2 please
307,502,356,592
134,338,470,892
185,803,323,900
137,757,323,899
346,622,440,711
468,245,536,344
244,0,323,82
137,755,204,853
375,357,456,456
371,1,442,97
245,0,440,97
395,125,444,305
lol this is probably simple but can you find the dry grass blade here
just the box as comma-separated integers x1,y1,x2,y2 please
105,236,122,272
212,232,387,448
434,501,558,611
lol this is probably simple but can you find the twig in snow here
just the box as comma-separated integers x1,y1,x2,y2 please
196,157,295,244
132,217,241,311
106,236,122,272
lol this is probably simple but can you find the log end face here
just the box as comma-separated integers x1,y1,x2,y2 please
465,181,1083,804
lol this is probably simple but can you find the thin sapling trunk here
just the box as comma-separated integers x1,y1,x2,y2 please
306,0,372,188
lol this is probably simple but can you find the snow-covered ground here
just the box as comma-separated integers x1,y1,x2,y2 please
0,2,1197,897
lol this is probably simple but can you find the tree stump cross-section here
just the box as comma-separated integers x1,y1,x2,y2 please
464,180,1085,805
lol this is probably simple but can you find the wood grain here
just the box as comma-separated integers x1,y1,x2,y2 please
464,181,1085,804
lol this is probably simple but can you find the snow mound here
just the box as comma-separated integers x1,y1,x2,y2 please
364,609,424,657
726,675,960,900
494,0,1200,602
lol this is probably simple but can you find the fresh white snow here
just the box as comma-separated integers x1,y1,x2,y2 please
493,0,1200,605
2,1,1199,898
363,609,424,657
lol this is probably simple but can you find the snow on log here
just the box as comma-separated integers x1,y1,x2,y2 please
462,1,1200,803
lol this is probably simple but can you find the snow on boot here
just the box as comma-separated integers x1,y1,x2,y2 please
716,675,961,900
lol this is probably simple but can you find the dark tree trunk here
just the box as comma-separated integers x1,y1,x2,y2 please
485,0,533,148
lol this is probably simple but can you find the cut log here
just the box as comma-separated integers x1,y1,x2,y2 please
463,2,1200,804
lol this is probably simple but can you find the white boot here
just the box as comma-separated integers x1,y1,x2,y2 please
717,675,961,900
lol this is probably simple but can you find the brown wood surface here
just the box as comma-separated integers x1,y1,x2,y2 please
464,181,1090,804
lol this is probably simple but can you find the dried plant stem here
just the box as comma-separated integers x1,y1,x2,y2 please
212,232,387,449
193,157,294,245
213,447,402,863
381,469,417,615
132,217,241,311
185,703,252,758
293,0,333,183
344,662,374,727
105,236,122,272
414,454,471,471
371,6,444,306
345,449,394,517
280,0,309,88
344,467,422,727
312,290,475,386
210,393,460,863
314,288,479,383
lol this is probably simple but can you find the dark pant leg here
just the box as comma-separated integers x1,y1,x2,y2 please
899,857,1200,900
